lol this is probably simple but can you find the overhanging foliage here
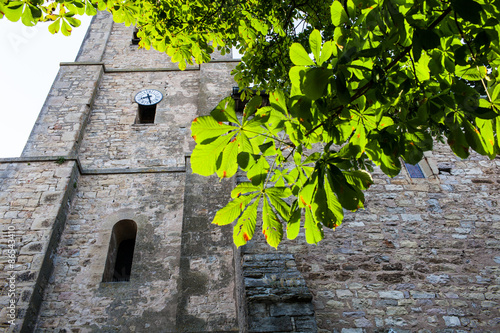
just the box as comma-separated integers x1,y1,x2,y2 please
3,0,499,248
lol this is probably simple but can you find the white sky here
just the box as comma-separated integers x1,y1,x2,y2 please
0,16,92,158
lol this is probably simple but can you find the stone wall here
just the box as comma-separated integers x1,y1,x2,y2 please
35,171,186,331
78,70,199,170
2,6,499,333
176,164,238,332
21,65,102,158
76,11,113,63
17,10,243,332
241,252,317,332
0,160,77,332
243,147,499,332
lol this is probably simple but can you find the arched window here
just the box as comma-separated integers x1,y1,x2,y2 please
102,220,137,282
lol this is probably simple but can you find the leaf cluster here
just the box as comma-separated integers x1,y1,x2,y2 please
5,0,500,248
191,0,500,247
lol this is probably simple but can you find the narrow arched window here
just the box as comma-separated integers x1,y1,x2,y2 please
102,220,137,282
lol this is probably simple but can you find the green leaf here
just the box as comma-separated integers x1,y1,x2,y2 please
289,66,308,91
96,1,106,10
319,41,333,66
304,208,324,245
287,205,301,240
191,116,235,143
233,197,259,247
258,140,276,156
242,95,262,122
414,28,440,50
405,131,433,151
262,198,284,248
304,68,332,100
85,2,97,16
451,0,483,24
476,118,496,157
379,152,402,177
309,29,322,65
496,117,500,148
211,97,239,124
231,182,261,199
455,65,487,81
464,120,487,155
191,135,232,176
327,166,364,211
48,19,61,34
212,194,256,226
298,183,315,208
414,52,431,81
343,170,373,190
216,139,239,179
378,116,394,130
265,187,292,198
365,141,402,177
4,1,23,22
448,126,470,159
61,19,72,36
290,43,315,66
247,155,270,186
21,4,35,26
266,192,291,221
323,178,343,227
65,17,81,28
491,84,500,102
270,90,288,115
335,71,350,105
351,125,367,153
331,1,349,26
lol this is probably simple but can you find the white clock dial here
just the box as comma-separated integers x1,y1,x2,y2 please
135,89,163,106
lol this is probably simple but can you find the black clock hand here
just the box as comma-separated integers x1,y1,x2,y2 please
141,94,153,104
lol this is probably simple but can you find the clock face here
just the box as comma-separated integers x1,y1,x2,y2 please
135,89,163,106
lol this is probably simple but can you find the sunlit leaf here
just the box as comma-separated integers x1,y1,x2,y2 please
456,65,487,81
213,194,256,226
262,198,284,248
191,135,232,176
304,208,324,245
191,116,235,143
290,43,315,66
309,29,322,64
233,197,259,247
331,1,349,26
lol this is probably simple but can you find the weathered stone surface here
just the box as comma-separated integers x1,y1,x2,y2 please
443,316,461,327
1,7,499,333
379,291,405,299
248,315,293,332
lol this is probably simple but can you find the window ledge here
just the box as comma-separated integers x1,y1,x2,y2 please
131,123,157,127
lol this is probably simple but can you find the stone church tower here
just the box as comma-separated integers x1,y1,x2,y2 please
1,11,499,333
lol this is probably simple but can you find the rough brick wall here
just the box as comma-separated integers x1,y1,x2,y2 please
21,65,102,158
78,70,199,170
0,161,78,332
2,10,242,333
244,147,499,332
35,172,186,331
2,8,499,333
